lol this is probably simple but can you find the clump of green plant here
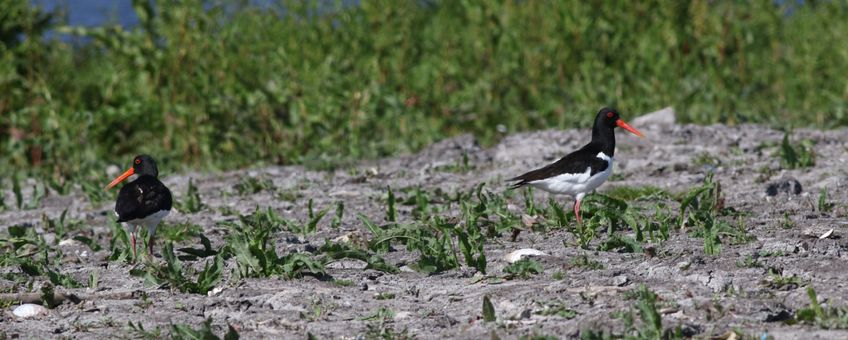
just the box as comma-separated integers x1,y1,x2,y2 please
108,222,137,263
235,176,275,195
361,306,410,339
41,209,84,243
693,152,721,168
177,234,218,260
0,223,80,287
10,176,45,210
169,318,239,340
570,254,605,270
318,242,399,274
763,268,805,290
158,222,202,243
504,259,543,279
360,184,502,275
582,285,684,339
605,186,671,201
433,152,474,173
818,188,834,213
576,194,645,249
286,199,329,237
535,300,578,319
175,178,205,213
795,287,848,329
224,208,326,279
330,201,345,229
127,321,162,340
780,212,796,229
678,174,734,255
130,243,223,295
778,133,815,169
735,255,762,268
482,296,496,322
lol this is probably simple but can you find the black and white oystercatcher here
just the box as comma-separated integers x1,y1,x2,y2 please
105,155,172,257
508,108,644,224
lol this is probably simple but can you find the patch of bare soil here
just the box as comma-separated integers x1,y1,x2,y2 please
2,122,848,339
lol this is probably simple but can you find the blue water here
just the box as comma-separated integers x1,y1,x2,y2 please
32,0,140,27
30,0,360,29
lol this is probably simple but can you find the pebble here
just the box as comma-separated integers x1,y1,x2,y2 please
13,304,49,318
503,249,547,263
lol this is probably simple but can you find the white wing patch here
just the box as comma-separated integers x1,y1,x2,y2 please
527,152,613,197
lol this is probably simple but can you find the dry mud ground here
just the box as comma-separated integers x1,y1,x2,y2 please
2,122,848,339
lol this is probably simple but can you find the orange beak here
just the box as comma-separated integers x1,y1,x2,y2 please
616,119,644,138
105,167,134,190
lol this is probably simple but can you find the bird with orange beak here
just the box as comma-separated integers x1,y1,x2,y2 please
508,107,644,225
105,155,172,258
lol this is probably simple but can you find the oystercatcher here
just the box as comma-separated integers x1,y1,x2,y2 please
508,107,644,225
105,155,172,258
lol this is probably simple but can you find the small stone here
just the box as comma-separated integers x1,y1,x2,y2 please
612,275,629,287
521,214,537,228
358,282,368,291
13,304,49,318
503,249,547,263
632,107,676,127
765,177,802,196
58,239,81,247
207,286,224,297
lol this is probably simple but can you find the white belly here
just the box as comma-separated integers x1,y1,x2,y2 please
528,153,613,198
123,210,170,228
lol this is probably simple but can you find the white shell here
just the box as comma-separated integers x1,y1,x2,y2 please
12,304,48,318
503,248,548,263
819,229,835,239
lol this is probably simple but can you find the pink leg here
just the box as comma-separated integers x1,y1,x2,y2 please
131,232,137,259
574,199,583,225
147,234,155,256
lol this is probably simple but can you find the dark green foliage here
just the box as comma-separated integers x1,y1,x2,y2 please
130,243,223,295
678,174,732,255
582,285,684,339
504,259,544,279
176,178,206,213
4,1,848,185
318,242,399,274
795,287,848,329
779,133,815,169
223,208,325,279
482,296,496,322
170,318,239,340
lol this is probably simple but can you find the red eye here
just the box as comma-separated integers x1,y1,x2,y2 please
607,112,614,118
135,159,141,164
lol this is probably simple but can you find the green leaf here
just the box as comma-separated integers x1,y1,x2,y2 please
482,295,496,322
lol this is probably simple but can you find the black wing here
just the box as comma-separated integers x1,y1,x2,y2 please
115,175,173,222
508,144,609,188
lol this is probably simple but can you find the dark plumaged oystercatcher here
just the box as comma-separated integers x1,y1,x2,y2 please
508,107,644,225
105,155,172,258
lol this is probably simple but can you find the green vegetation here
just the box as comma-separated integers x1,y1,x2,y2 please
504,259,544,280
778,133,816,169
3,1,848,186
130,243,223,295
169,318,239,340
582,285,683,339
795,287,848,329
175,178,205,213
482,295,496,322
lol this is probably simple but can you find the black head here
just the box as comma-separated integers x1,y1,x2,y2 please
593,107,644,137
595,107,622,129
132,154,159,177
105,154,161,190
